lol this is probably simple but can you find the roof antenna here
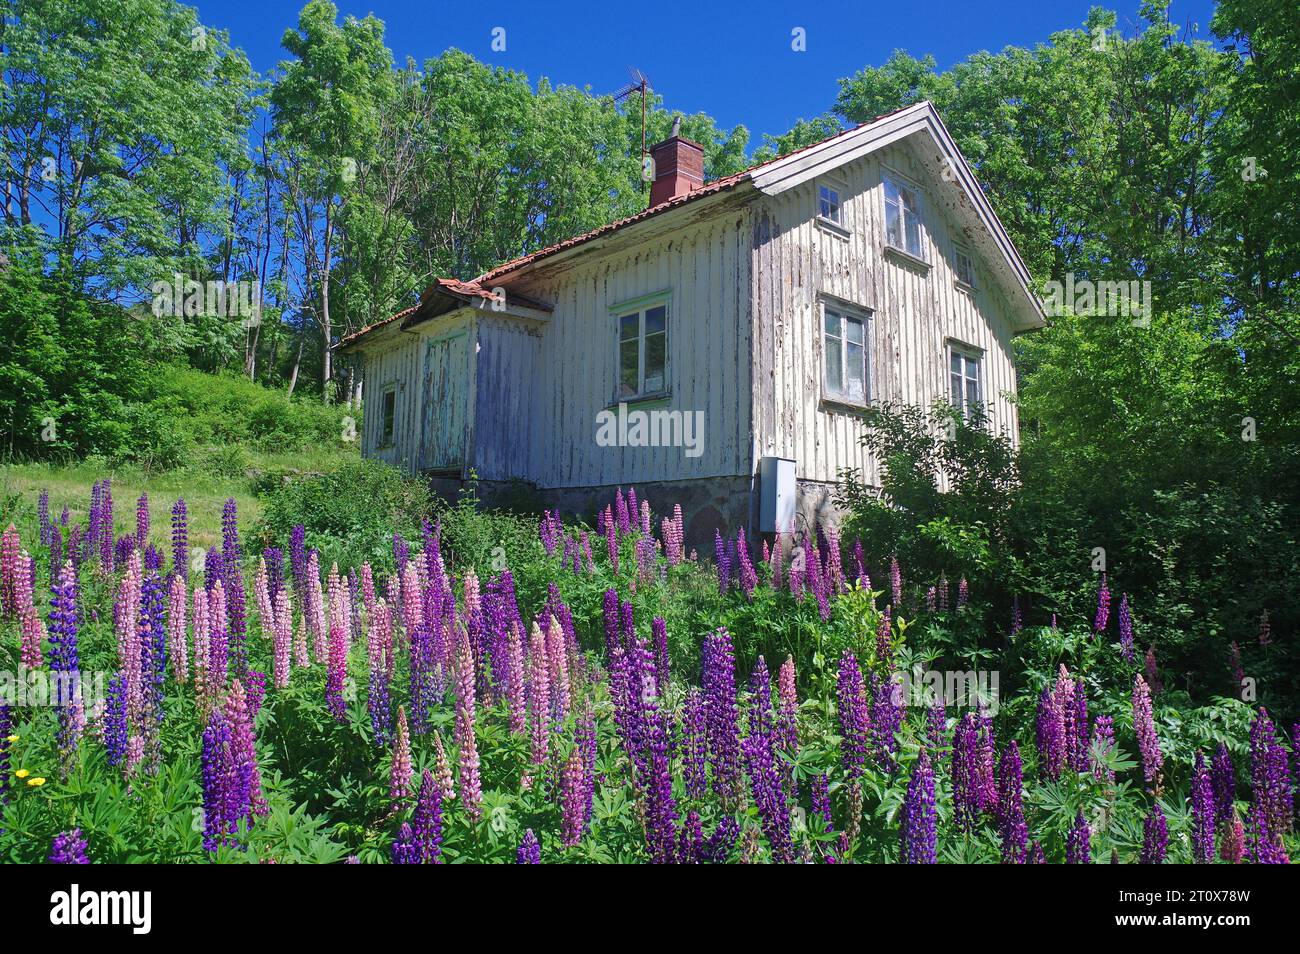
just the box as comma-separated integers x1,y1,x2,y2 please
613,67,654,193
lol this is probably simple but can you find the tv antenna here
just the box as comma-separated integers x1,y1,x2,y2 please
614,67,654,191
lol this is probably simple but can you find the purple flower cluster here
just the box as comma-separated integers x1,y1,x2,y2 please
701,629,741,801
1140,803,1168,863
49,829,90,864
899,749,937,863
836,652,869,780
1191,752,1216,863
997,742,1028,863
1066,811,1091,864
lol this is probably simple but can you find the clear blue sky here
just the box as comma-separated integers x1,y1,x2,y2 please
196,0,1220,147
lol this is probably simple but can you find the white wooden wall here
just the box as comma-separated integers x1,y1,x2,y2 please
749,141,1022,486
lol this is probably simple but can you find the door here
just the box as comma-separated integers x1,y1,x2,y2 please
420,332,469,472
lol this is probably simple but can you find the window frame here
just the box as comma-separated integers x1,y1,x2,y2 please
379,384,397,447
820,298,872,409
817,180,844,227
882,169,927,262
953,243,976,289
948,341,984,421
610,292,671,403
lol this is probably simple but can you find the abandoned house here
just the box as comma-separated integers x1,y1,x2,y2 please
338,101,1045,551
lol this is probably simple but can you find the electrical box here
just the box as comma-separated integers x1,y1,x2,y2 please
758,457,796,533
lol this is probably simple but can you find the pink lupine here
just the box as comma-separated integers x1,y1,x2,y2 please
360,562,376,620
253,558,273,639
273,590,292,688
560,746,588,846
661,504,684,566
327,562,350,646
771,533,784,591
20,606,45,670
226,679,267,819
13,550,34,615
432,730,456,803
737,528,758,598
192,587,210,701
326,621,348,722
293,610,310,669
825,528,844,593
0,523,19,618
546,616,571,721
876,605,894,672
209,581,229,690
390,706,413,803
604,506,619,574
640,499,652,536
453,627,482,817
776,655,798,754
168,574,188,683
527,623,551,780
889,555,902,607
505,622,527,734
306,552,327,662
115,551,143,672
1132,674,1163,785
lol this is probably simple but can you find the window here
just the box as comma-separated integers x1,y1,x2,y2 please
884,173,924,259
949,345,982,420
380,387,397,445
616,300,668,400
818,183,842,226
823,305,869,405
953,246,976,287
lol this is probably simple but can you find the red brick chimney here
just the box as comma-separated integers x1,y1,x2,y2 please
648,117,704,207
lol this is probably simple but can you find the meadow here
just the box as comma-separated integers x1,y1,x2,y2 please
0,476,1289,864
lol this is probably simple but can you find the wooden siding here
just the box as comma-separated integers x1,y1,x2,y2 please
750,140,1022,487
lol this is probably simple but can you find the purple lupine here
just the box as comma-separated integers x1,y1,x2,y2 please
1010,595,1022,636
957,576,969,610
560,746,589,847
135,493,149,549
1069,678,1090,773
702,629,741,801
811,772,834,834
899,749,937,863
889,555,902,607
1144,645,1163,694
682,687,708,799
1036,686,1065,781
1094,573,1111,633
49,829,90,864
997,742,1028,863
391,823,419,864
952,712,983,831
37,489,51,546
736,528,758,598
642,708,679,863
651,615,669,689
927,701,947,756
411,769,444,863
748,656,773,738
1029,840,1046,864
1132,674,1163,785
1212,743,1236,823
742,729,793,863
48,561,82,771
517,829,540,864
805,535,830,621
171,498,188,579
1191,752,1216,863
201,709,238,852
289,524,307,600
98,479,114,570
875,605,893,672
1228,642,1245,692
1140,803,1168,863
0,704,11,805
836,652,869,779
1117,593,1134,663
869,673,902,772
1248,708,1293,860
1065,811,1091,864
103,672,128,768
1091,715,1116,784
601,588,620,658
714,530,730,594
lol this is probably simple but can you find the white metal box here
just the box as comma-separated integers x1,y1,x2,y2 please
758,456,796,533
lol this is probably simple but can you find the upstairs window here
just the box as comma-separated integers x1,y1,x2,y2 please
884,173,924,259
818,183,842,226
616,300,668,400
949,345,983,420
954,245,976,287
823,305,870,405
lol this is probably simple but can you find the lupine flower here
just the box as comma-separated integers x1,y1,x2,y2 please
997,743,1028,863
1066,811,1091,864
1140,803,1168,863
748,656,773,738
1010,595,1022,636
391,823,419,864
403,769,443,864
390,706,413,804
1220,808,1245,863
869,673,902,771
325,622,348,723
432,731,456,803
714,530,730,594
49,561,82,772
899,749,937,864
836,652,869,780
927,701,947,755
1117,593,1134,662
49,829,90,864
875,605,893,672
1247,707,1292,861
1228,641,1245,692
0,525,19,618
889,555,902,607
1094,573,1111,632
775,656,798,757
702,629,741,801
1257,609,1271,647
517,829,540,864
642,708,679,863
1036,686,1065,781
20,603,45,671
1029,840,1046,864
810,772,834,835
1191,752,1216,863
952,713,985,830
601,589,620,658
453,628,482,817
201,710,239,852
226,679,267,823
1090,715,1116,784
1132,674,1163,785
742,729,792,863
736,528,757,597
560,746,589,847
957,576,968,610
0,704,11,805
104,673,128,769
1144,645,1162,694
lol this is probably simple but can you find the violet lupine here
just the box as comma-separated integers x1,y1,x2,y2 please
48,561,82,771
208,581,229,692
410,769,444,863
367,605,393,746
226,679,267,823
325,622,348,723
742,729,793,863
1228,642,1245,691
736,528,757,598
37,490,51,546
1144,645,1163,694
604,506,619,573
1132,674,1163,785
875,605,893,672
0,705,9,806
615,488,630,534
517,829,541,864
1066,811,1091,864
651,616,670,690
927,701,947,756
1191,752,1216,863
899,749,937,864
889,555,902,608
952,713,985,831
504,623,527,734
642,708,679,863
1117,593,1134,663
997,742,1028,863
0,524,19,617
869,674,902,772
601,588,620,658
714,530,730,594
1010,595,1022,637
748,656,773,738
200,709,238,852
805,536,830,621
103,673,128,768
392,823,419,864
810,773,834,835
1212,743,1236,822
702,629,741,802
453,628,482,818
682,687,708,799
1094,573,1111,633
1036,686,1065,781
560,746,589,847
1140,803,1168,863
390,707,413,804
1248,708,1293,860
1258,609,1271,646
836,652,869,780
135,493,149,548
1091,715,1116,784
49,829,90,864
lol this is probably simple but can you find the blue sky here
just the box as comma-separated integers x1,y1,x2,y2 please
193,0,1221,147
